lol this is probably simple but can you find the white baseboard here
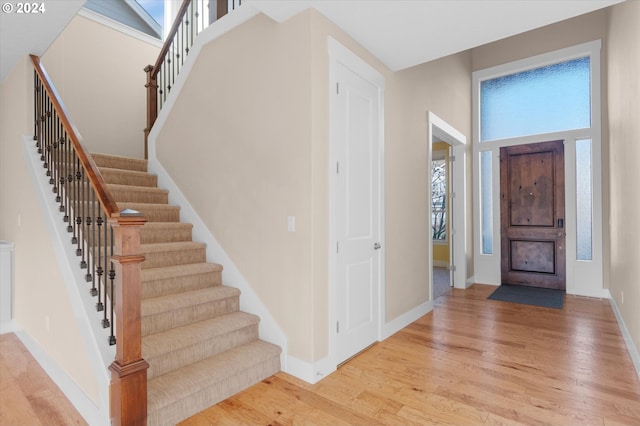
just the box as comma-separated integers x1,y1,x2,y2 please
464,275,479,289
382,301,433,340
13,327,106,425
0,319,19,334
285,354,335,384
608,296,640,381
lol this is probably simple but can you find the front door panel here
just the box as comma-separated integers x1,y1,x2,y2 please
500,140,565,290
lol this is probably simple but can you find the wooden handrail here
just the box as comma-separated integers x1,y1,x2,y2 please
30,54,121,218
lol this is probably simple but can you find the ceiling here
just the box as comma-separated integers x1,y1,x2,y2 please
247,0,622,71
0,1,86,81
1,0,623,82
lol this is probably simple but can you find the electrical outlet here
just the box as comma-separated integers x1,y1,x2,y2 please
621,290,624,305
287,216,296,232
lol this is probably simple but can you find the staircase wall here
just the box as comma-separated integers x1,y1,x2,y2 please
0,56,103,421
41,11,160,158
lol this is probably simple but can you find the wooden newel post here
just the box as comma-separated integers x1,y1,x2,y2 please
109,210,148,426
144,65,157,160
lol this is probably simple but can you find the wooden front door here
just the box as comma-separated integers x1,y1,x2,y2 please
500,140,565,290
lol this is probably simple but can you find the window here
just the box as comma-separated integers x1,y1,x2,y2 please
432,150,447,242
480,151,493,254
481,57,590,141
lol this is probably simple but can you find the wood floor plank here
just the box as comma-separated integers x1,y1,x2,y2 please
0,333,86,426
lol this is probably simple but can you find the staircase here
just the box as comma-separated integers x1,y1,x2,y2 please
93,153,281,425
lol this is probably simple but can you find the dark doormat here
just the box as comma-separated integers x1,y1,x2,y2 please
487,284,564,309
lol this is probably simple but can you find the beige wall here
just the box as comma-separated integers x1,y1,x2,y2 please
0,56,99,403
155,9,472,362
41,14,160,158
607,0,640,361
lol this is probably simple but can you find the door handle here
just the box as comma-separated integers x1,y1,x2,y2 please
374,242,382,250
558,218,564,228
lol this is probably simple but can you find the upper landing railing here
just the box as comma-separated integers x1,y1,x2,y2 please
144,0,242,158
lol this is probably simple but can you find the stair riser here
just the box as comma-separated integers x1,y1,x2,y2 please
142,296,240,336
100,170,158,187
142,271,221,299
109,188,168,204
141,227,192,245
142,248,206,270
145,323,257,379
124,207,180,222
88,226,193,248
92,154,147,172
147,354,281,426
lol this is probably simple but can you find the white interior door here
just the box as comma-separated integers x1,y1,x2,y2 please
333,59,382,364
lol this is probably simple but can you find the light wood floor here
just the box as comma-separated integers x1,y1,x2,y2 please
2,284,639,425
182,284,640,425
0,333,86,425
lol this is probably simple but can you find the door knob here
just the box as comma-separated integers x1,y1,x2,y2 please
374,242,382,250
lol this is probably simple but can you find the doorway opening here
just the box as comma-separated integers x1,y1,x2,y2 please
432,142,453,299
428,112,467,301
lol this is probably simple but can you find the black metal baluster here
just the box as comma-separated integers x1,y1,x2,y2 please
73,157,81,247
86,187,95,287
108,226,116,344
57,125,66,213
52,112,60,199
96,209,105,314
65,131,73,227
80,172,89,270
33,71,39,143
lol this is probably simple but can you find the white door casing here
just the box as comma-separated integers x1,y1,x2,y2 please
329,38,385,365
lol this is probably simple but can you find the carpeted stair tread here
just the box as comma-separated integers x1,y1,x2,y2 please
117,202,180,222
142,285,239,318
107,183,169,204
147,340,281,425
99,167,158,187
92,153,147,172
143,311,257,359
141,242,206,269
142,263,223,299
143,312,259,380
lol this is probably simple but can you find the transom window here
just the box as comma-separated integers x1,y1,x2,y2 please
480,56,591,141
